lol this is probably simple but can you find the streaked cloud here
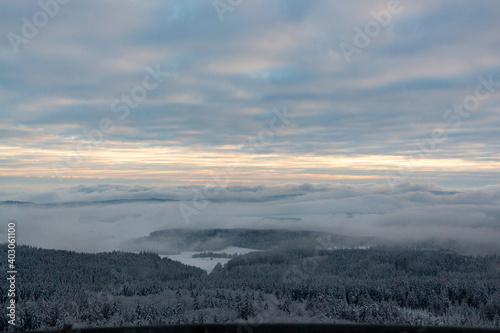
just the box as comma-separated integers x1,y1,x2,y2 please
0,0,499,187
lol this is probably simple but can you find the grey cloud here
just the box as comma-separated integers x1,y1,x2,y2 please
1,1,500,199
1,182,499,254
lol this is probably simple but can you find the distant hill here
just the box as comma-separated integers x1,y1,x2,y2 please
0,198,177,207
120,228,375,254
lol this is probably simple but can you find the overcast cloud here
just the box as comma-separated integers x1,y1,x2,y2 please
1,0,499,187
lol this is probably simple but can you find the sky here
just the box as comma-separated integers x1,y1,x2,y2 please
1,1,500,252
0,0,499,189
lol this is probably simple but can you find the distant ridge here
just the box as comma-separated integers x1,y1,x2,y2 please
122,228,375,255
0,198,178,207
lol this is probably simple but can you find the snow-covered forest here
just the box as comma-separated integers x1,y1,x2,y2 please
1,244,499,330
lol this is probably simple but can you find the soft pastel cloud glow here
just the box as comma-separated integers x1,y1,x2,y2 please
0,0,499,189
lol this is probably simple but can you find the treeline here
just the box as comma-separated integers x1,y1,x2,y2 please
1,245,499,330
212,248,500,326
192,252,236,259
0,245,206,330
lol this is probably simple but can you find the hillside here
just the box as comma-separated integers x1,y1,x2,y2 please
120,228,375,255
2,244,500,330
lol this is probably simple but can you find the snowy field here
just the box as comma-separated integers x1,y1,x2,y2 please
159,246,259,273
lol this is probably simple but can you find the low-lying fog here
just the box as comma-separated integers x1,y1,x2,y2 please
1,182,499,254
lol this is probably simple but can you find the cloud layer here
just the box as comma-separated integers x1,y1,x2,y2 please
1,0,500,187
1,182,499,253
